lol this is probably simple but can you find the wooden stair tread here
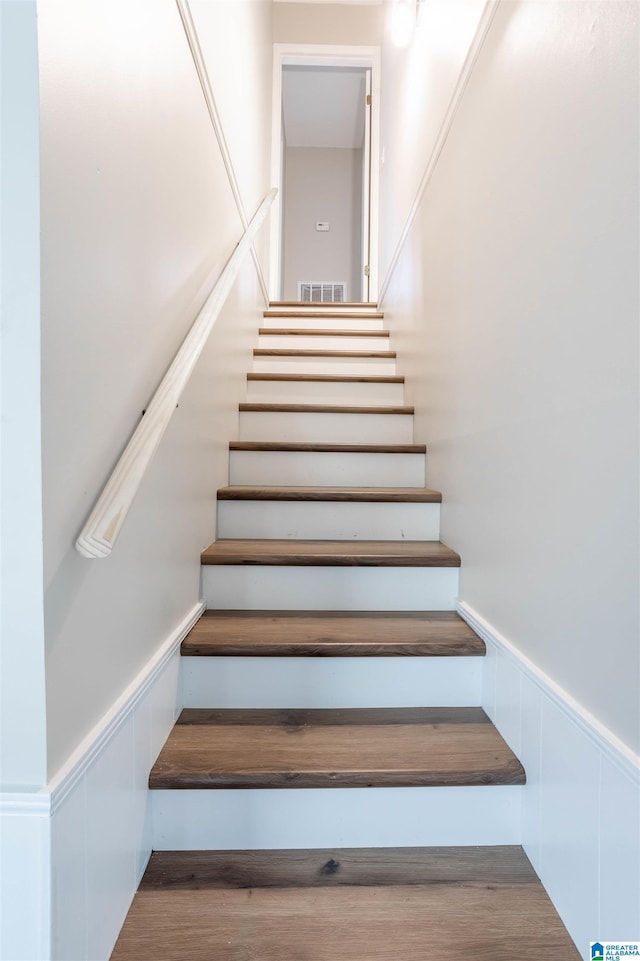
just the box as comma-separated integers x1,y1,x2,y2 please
239,403,413,414
264,310,384,319
247,372,404,383
111,848,580,961
229,441,426,453
259,327,389,337
148,707,525,789
140,845,536,889
181,611,484,657
217,486,440,502
268,301,379,308
254,348,396,358
201,539,460,567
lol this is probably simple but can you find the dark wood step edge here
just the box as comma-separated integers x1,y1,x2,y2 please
239,403,414,415
254,349,396,358
201,540,461,567
247,373,404,384
181,611,485,658
216,486,441,502
259,328,389,337
141,845,537,889
229,441,426,453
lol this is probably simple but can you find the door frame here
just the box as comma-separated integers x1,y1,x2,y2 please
270,43,381,304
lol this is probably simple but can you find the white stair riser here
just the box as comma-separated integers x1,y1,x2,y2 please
262,315,385,331
253,356,397,375
229,450,426,487
217,500,440,540
245,379,404,406
239,411,414,444
203,566,458,611
151,785,523,850
181,656,481,709
258,334,389,351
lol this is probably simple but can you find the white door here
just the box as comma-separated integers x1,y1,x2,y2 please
361,68,372,302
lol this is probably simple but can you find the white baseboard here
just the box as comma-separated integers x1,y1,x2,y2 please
0,599,203,961
457,599,640,959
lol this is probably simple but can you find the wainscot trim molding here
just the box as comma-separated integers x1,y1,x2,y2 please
456,599,640,785
46,599,205,812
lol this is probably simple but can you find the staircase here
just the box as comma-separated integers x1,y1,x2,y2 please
111,304,580,960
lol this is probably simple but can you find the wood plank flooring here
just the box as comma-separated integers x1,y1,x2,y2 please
181,611,485,657
264,309,385,319
216,486,441,502
258,327,389,337
239,403,413,414
200,539,461,566
254,348,396,358
110,847,581,961
148,706,525,789
229,441,426,453
247,373,404,383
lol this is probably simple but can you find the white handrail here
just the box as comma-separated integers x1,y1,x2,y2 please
76,188,277,559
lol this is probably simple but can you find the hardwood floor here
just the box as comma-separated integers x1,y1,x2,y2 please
216,486,442,502
110,847,581,960
148,706,525,789
239,403,414,414
258,327,390,337
181,610,485,657
200,539,461,567
229,441,426,453
254,348,396,358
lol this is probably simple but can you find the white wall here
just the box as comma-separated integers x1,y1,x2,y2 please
378,0,486,285
382,0,639,755
4,2,275,957
283,146,363,299
380,0,639,951
0,0,47,793
38,0,273,778
273,1,383,45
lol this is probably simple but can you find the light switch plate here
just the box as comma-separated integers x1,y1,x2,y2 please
316,222,330,232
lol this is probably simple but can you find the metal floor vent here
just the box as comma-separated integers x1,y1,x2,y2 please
298,283,346,303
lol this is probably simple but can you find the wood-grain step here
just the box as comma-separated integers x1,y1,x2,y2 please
259,328,388,337
217,486,440,503
181,611,484,657
229,441,426,453
254,348,395,358
239,403,413,415
264,310,384,319
247,373,404,383
201,539,460,567
137,845,539,889
111,847,580,961
148,707,525,789
268,301,379,308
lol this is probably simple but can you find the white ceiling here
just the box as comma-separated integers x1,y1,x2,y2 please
282,66,366,149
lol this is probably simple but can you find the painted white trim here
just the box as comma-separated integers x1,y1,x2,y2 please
47,600,204,811
377,0,499,306
270,43,381,301
175,0,270,304
0,793,51,816
456,599,640,784
75,188,275,559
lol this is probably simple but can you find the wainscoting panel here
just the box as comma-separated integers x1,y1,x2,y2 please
47,601,202,961
459,600,640,960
